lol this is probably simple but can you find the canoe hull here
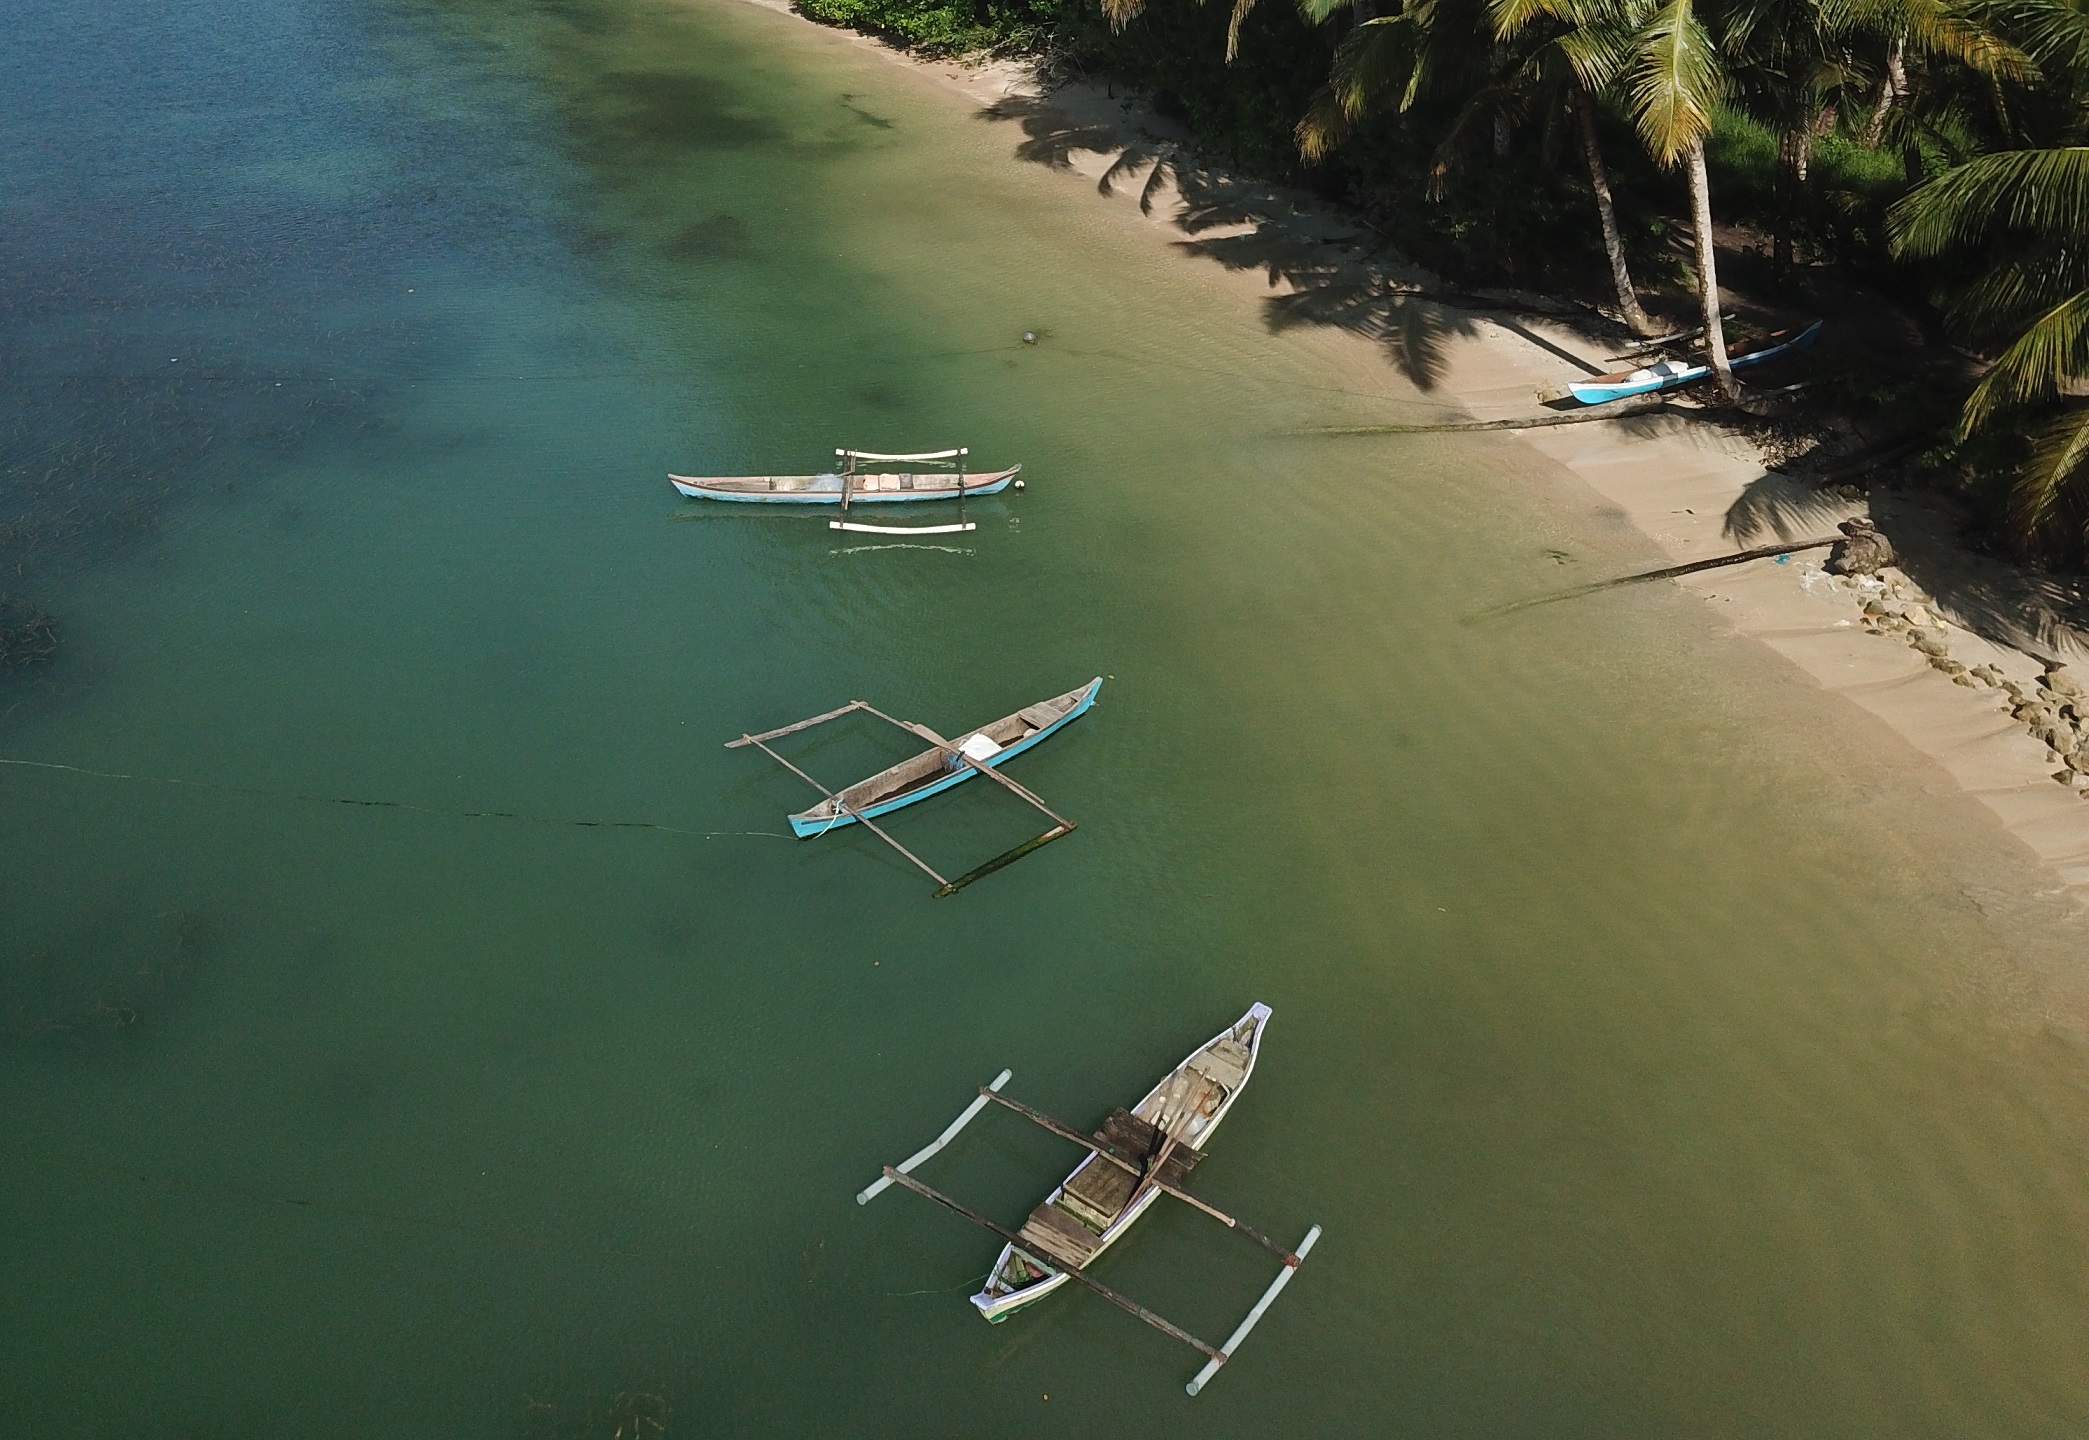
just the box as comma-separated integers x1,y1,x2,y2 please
669,466,1019,502
969,1002,1274,1322
788,678,1102,838
1568,320,1822,406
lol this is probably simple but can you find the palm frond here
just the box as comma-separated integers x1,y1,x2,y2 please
2001,0,2089,77
1889,146,2089,254
1100,0,1146,31
1555,13,1644,88
1946,240,2089,337
1892,0,2036,79
2008,403,2089,549
1627,0,1724,163
1224,0,1263,61
1298,82,1354,159
1961,289,2089,430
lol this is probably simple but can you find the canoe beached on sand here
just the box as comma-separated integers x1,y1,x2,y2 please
1568,319,1823,405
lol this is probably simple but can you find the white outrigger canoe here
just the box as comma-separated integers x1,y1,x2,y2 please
668,447,1019,503
972,1002,1273,1321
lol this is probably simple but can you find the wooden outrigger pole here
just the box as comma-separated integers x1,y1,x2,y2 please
728,728,952,889
726,689,1085,896
858,1069,1320,1394
879,1167,1226,1361
829,448,978,536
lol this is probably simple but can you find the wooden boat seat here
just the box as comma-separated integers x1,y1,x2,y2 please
1188,1042,1250,1091
1017,1201,1104,1270
1055,1108,1205,1230
1017,703,1063,731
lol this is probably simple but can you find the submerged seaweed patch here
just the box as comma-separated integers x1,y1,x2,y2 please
589,71,783,152
664,213,751,261
0,600,57,672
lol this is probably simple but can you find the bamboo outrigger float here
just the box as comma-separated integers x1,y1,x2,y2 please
859,1003,1322,1395
726,679,1098,896
669,447,1021,536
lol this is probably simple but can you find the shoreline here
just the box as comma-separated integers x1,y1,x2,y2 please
727,0,2089,901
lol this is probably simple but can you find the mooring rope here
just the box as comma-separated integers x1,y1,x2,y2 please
0,757,786,840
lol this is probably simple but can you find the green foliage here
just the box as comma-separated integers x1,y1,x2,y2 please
794,0,1073,53
793,0,2089,564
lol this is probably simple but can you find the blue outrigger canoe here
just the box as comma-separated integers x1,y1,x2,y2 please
788,678,1101,838
1569,319,1823,405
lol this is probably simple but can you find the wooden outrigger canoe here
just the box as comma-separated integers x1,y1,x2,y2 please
1568,319,1823,405
669,445,1019,503
971,1002,1273,1321
787,678,1100,839
859,1003,1318,1392
667,466,1020,502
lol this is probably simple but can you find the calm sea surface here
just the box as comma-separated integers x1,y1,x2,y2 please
6,0,2089,1434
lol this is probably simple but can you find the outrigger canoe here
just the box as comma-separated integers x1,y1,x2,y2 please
669,445,1020,503
971,1001,1273,1322
1569,319,1823,405
788,678,1100,839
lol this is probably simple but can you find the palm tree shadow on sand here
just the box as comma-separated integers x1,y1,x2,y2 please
979,95,1477,392
1724,469,2089,660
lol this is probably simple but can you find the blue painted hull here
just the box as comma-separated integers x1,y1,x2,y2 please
790,678,1101,838
1569,320,1823,406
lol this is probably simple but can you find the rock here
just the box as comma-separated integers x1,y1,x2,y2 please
1953,673,1980,688
1930,656,1967,676
1970,665,2003,686
1909,628,1951,657
2003,680,2031,702
1862,598,1903,619
2046,665,2084,698
1827,518,1896,576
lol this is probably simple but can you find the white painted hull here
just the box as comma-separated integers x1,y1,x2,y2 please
970,1002,1273,1321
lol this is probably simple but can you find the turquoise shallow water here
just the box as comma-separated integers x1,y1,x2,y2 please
7,0,2089,1435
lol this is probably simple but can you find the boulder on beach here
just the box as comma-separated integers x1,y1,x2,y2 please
1827,518,1895,576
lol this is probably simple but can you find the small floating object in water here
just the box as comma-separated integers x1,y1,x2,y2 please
858,1002,1322,1395
1022,330,1038,345
725,678,1098,895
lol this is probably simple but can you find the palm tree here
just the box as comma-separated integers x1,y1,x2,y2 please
1620,0,1738,395
1718,0,2026,271
1890,146,2089,555
1298,0,1664,334
1097,0,1280,61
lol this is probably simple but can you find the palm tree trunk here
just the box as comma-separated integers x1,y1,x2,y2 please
1773,126,1803,271
1577,88,1657,337
1864,37,1904,147
1685,139,1737,399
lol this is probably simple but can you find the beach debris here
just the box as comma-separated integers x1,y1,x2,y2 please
1022,330,1039,344
1826,517,1895,577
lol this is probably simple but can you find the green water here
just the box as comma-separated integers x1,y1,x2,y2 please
6,0,2089,1434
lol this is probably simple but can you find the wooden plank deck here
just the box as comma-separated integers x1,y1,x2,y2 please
1023,1109,1210,1255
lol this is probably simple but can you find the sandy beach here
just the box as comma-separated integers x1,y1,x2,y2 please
729,5,2089,902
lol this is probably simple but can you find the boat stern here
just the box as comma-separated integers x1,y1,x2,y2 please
788,807,850,838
